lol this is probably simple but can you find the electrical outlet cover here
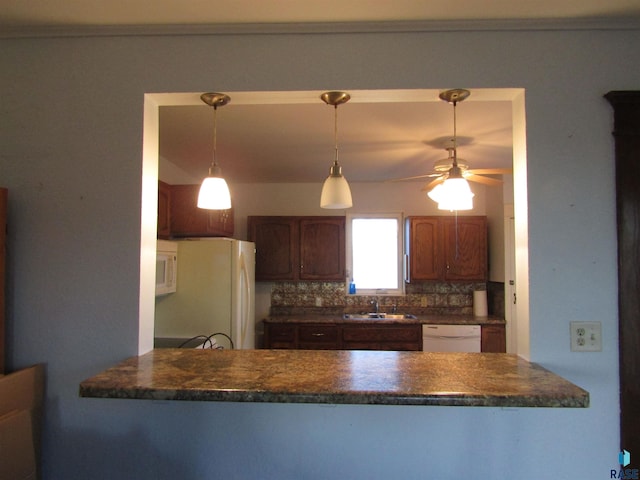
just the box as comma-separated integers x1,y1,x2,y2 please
570,321,602,352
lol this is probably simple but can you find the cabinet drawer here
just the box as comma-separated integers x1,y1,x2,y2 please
298,325,338,343
268,324,296,342
342,325,420,342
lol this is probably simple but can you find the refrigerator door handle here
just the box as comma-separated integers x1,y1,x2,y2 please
238,252,251,349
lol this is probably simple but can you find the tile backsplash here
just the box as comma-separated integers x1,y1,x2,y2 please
268,281,491,316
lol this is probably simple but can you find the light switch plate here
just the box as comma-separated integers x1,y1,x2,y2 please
570,321,602,352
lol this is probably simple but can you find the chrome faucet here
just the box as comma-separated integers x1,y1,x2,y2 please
371,298,379,313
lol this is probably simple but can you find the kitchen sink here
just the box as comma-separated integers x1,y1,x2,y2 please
343,313,417,320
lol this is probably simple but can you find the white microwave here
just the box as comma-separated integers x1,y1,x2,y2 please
156,240,178,296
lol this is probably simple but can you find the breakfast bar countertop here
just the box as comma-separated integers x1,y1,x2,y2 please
79,349,588,408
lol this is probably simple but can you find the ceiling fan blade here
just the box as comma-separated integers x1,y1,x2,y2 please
386,172,440,182
467,168,512,175
465,173,504,186
420,176,445,191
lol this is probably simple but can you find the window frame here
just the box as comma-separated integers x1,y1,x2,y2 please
345,212,405,297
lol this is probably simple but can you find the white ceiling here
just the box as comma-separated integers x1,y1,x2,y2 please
158,89,516,184
3,1,638,185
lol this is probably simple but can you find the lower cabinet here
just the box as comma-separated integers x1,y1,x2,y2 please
481,325,506,353
264,322,422,351
264,322,506,353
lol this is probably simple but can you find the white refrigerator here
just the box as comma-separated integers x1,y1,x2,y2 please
154,238,256,349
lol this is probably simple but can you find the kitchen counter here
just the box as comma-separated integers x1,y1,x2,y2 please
264,314,505,325
79,349,588,408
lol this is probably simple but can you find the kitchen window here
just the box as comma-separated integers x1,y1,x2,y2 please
346,213,404,296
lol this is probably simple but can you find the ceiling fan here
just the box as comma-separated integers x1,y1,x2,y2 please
388,89,512,192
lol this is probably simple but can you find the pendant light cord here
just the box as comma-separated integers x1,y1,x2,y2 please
209,105,218,175
452,100,458,168
334,104,339,165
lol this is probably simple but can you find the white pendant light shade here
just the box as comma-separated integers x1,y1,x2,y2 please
197,175,231,210
198,92,232,210
320,163,353,209
320,91,353,210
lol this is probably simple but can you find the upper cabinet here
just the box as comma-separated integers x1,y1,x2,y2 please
159,183,234,238
247,217,298,281
157,180,171,239
248,216,345,282
406,216,487,282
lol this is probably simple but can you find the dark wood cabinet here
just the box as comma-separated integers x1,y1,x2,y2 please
0,188,5,373
441,217,487,281
406,217,440,281
481,325,506,353
247,217,298,281
157,180,171,239
406,216,487,282
169,184,234,237
342,324,422,351
298,325,340,350
605,91,640,460
264,321,422,351
299,218,345,281
248,216,345,282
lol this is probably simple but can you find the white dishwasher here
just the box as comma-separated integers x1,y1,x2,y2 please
422,324,481,352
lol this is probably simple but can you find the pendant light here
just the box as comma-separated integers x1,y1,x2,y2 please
320,91,353,209
428,89,474,211
197,92,232,210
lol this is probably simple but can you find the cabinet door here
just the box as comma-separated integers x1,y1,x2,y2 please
248,217,298,281
0,188,5,373
299,217,345,281
481,325,506,353
441,217,487,281
170,184,234,237
157,181,171,239
406,217,440,281
264,323,297,349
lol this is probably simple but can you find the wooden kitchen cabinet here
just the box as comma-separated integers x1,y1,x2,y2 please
342,324,422,351
157,180,171,239
264,323,296,349
0,188,5,373
441,217,487,281
298,324,340,350
406,217,440,281
263,321,422,351
299,218,345,281
248,216,345,281
406,216,487,282
247,217,298,281
169,184,234,237
481,324,506,353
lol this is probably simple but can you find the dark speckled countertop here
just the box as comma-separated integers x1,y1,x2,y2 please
264,314,505,325
79,349,588,407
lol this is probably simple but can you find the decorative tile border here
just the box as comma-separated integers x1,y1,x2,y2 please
269,281,490,316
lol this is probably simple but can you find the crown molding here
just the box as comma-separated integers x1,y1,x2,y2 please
1,17,639,39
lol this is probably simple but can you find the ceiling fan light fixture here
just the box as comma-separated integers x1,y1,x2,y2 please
430,177,475,211
428,89,474,211
320,91,353,210
198,92,232,210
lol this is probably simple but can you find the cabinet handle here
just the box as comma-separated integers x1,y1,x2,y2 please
311,333,325,337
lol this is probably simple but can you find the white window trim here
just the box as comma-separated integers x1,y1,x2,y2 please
346,212,405,297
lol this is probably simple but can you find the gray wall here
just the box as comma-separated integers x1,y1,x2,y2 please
1,24,636,479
